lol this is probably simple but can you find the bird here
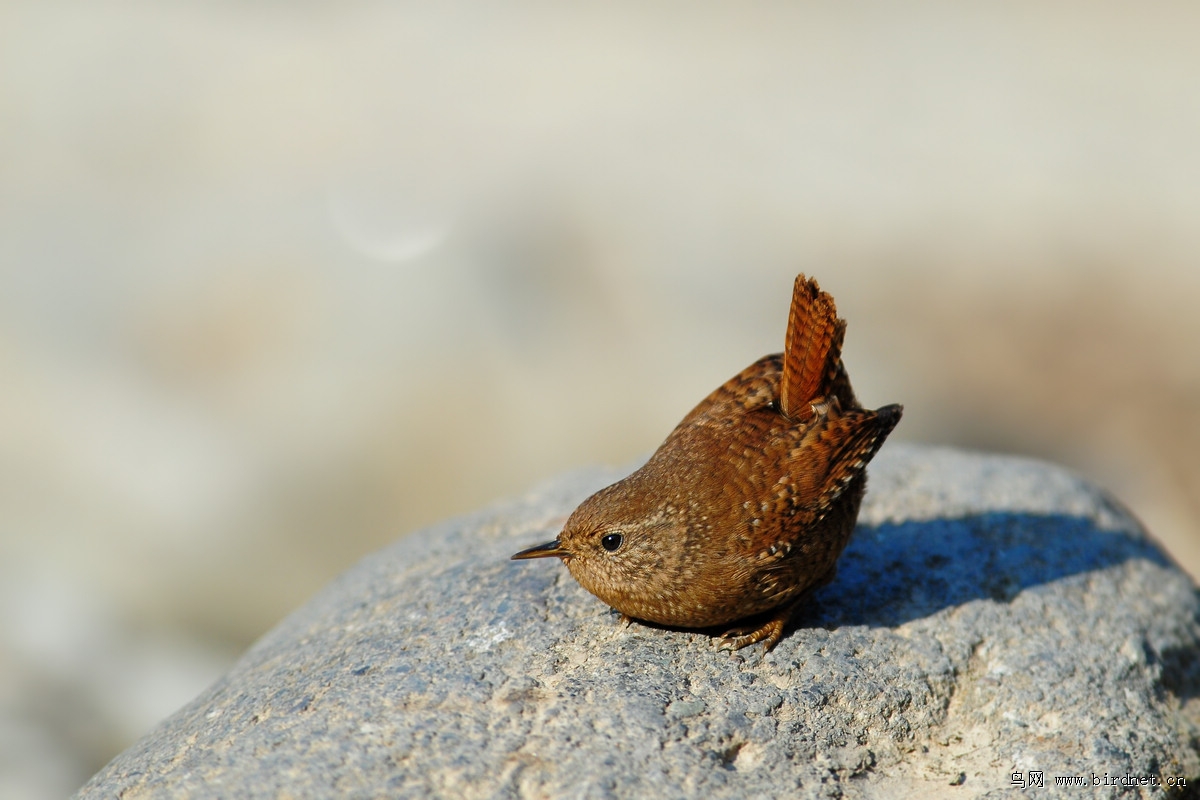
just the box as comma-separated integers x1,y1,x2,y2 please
512,274,902,651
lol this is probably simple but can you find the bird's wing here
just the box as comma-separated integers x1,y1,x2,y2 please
668,353,783,436
787,402,904,523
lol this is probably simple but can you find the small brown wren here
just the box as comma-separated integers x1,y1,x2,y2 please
512,274,902,651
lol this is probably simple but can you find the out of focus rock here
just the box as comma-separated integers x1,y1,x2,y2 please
75,446,1200,798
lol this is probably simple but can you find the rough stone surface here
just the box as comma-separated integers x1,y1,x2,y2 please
76,445,1200,799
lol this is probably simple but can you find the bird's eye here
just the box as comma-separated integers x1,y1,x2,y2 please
600,532,623,552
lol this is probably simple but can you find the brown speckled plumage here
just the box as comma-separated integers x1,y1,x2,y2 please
512,275,902,651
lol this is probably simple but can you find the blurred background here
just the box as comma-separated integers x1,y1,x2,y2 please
2,1,1198,796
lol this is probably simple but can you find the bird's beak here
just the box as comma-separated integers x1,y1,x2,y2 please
511,539,569,560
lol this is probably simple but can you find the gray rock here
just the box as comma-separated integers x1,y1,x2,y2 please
75,445,1200,799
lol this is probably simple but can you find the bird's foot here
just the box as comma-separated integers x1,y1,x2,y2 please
716,587,821,652
717,617,786,652
611,611,633,627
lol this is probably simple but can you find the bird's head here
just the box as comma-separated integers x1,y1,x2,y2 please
511,477,683,619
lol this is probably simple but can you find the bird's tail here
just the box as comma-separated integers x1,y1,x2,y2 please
780,275,856,420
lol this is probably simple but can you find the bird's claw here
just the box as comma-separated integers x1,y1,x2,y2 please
717,618,784,652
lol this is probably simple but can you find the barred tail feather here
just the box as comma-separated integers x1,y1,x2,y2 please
780,275,842,421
